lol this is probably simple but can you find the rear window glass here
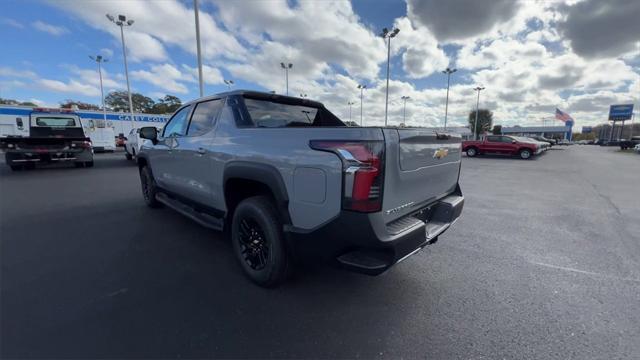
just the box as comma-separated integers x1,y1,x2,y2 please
34,117,77,127
241,98,344,128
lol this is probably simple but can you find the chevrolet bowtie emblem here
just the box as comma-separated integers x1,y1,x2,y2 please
433,147,449,159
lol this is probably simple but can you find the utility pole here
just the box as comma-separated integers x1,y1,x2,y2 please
280,62,292,95
401,96,410,125
381,27,400,127
357,84,366,126
89,55,108,125
193,0,204,97
473,86,485,140
442,67,456,130
224,79,234,90
107,14,135,130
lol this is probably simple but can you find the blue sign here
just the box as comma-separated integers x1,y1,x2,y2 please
582,126,593,134
608,104,634,121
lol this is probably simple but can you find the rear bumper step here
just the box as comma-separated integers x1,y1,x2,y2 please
336,193,464,275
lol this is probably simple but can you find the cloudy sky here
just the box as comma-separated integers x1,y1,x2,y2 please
0,0,638,128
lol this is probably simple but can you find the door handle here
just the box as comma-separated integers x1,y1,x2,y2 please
197,147,206,155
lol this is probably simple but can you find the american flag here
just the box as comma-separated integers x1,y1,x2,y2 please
555,108,573,123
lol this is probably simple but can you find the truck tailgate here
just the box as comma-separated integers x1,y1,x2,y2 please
381,128,462,223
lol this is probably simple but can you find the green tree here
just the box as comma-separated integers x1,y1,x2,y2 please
491,124,502,135
105,91,155,113
468,109,493,138
60,99,100,110
148,94,182,114
0,97,37,107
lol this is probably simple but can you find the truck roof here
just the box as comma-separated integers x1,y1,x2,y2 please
185,90,325,109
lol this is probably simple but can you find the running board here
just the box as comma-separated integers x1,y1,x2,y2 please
156,193,224,231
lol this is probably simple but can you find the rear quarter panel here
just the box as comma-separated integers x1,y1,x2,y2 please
212,106,385,230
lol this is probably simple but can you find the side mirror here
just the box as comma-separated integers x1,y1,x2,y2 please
139,126,158,144
512,140,517,144
16,117,24,130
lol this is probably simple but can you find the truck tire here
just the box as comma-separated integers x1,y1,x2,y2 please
231,196,291,287
9,164,22,171
466,147,478,157
85,161,94,168
519,148,532,159
140,166,162,208
74,162,84,168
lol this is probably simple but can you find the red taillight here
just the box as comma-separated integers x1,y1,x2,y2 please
71,141,92,149
310,140,384,213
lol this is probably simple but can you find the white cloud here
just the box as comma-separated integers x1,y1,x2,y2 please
181,64,224,85
100,48,113,58
50,0,245,62
131,63,190,94
2,18,24,29
37,79,100,96
32,20,69,36
0,66,37,79
393,17,449,78
63,64,123,91
215,0,386,80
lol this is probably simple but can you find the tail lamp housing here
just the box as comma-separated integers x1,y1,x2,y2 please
310,140,385,212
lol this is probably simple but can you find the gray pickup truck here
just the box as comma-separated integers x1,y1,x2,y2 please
137,91,464,287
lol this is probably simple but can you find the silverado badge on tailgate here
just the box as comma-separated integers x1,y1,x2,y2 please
433,147,449,159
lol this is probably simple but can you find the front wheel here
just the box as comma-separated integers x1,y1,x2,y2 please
140,166,162,208
466,147,478,157
519,149,532,159
9,164,22,171
231,196,291,287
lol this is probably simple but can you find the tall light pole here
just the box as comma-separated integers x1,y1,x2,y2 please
280,62,292,95
106,14,135,130
347,101,355,123
381,27,400,127
357,84,367,126
193,0,204,97
473,86,485,140
442,67,457,130
224,79,234,90
401,96,410,125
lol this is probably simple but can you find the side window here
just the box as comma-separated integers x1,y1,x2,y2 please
162,105,192,137
486,136,500,142
501,136,514,143
187,99,223,136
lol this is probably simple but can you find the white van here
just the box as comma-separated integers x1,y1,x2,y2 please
84,119,115,152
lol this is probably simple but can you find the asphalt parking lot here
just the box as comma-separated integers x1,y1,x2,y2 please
1,146,639,359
